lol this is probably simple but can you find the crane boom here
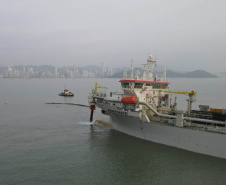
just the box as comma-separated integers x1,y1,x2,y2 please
157,90,197,115
95,82,108,93
158,90,196,97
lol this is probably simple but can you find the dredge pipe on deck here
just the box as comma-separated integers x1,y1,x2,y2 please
136,102,176,119
137,102,226,126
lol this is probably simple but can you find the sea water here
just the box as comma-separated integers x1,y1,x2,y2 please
0,78,226,185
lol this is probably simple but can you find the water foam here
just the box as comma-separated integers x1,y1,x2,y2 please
78,121,94,125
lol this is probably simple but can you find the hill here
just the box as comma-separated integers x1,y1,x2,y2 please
110,70,218,78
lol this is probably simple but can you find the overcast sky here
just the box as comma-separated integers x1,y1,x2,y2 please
0,0,225,72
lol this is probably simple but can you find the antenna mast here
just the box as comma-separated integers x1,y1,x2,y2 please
147,55,156,80
131,59,134,79
164,65,167,80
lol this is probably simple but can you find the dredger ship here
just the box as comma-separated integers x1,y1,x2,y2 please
88,55,226,159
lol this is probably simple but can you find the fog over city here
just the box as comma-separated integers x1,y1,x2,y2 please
0,0,225,72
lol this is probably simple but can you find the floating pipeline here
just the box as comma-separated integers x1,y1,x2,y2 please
46,103,89,107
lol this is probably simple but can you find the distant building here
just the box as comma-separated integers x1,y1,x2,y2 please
55,66,58,78
0,64,117,78
88,71,95,78
73,65,78,77
101,62,105,78
82,70,89,78
8,66,13,78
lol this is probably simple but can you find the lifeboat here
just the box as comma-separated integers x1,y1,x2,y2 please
121,96,138,104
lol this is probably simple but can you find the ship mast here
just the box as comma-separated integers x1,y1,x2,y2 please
131,59,134,79
147,55,156,80
164,65,167,79
135,68,140,80
142,64,147,80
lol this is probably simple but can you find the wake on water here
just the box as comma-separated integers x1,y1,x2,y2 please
78,121,94,125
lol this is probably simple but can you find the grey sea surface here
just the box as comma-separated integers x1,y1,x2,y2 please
0,78,226,185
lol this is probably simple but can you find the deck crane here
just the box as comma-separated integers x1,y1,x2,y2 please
89,83,108,122
94,82,108,93
158,90,197,114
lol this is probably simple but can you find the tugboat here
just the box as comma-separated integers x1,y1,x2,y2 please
88,55,226,159
59,86,74,97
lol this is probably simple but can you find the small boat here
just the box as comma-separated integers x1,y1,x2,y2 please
59,86,74,97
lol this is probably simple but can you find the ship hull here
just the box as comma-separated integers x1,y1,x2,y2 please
108,112,226,159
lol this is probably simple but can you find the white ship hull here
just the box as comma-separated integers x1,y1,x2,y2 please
108,112,226,159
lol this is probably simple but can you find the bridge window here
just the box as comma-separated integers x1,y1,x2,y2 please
146,83,168,89
153,84,168,89
134,83,143,89
121,82,129,88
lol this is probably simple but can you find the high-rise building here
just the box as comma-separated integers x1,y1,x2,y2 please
8,66,13,78
73,65,78,77
55,66,58,78
101,62,105,78
82,70,89,78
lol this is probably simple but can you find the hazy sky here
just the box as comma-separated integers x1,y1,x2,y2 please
0,0,225,72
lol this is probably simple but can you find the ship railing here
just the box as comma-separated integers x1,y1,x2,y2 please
110,91,124,96
122,73,132,80
188,112,226,128
155,74,169,82
92,92,107,97
155,78,169,82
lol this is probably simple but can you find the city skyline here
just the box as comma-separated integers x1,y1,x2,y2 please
1,62,223,78
0,62,117,78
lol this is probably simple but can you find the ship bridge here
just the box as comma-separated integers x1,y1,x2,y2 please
119,55,169,107
119,79,169,90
